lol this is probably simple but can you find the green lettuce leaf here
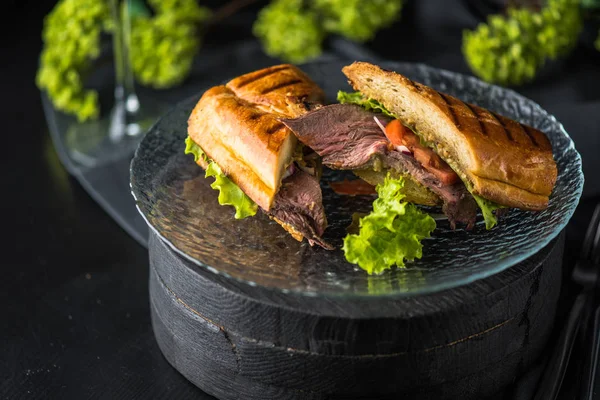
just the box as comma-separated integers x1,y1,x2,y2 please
473,194,503,230
337,90,397,118
184,135,208,163
205,162,258,219
185,136,258,219
338,91,505,230
342,175,436,275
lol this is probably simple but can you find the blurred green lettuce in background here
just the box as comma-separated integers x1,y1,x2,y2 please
253,0,403,63
36,0,111,122
253,0,325,64
37,0,599,122
130,0,211,89
462,0,585,86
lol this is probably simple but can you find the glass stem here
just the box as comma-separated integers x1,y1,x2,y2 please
109,0,141,140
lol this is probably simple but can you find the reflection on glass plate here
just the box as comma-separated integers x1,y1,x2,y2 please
130,61,583,297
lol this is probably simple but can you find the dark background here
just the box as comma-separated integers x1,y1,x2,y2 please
1,0,599,398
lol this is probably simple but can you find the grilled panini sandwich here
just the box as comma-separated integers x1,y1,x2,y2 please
282,62,558,229
187,64,332,248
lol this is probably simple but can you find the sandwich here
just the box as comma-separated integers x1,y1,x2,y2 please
280,62,558,273
281,62,558,230
186,64,333,249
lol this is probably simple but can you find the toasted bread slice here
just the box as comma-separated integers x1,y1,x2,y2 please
188,85,296,211
227,64,325,118
342,62,558,210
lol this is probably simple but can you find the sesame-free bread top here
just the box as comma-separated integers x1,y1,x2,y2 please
226,64,325,118
342,62,558,210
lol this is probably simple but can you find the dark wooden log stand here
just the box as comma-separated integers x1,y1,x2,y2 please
149,230,565,400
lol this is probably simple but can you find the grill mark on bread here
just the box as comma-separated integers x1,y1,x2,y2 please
248,112,261,120
521,124,540,148
267,122,284,135
437,92,459,127
234,65,290,88
490,112,515,142
261,79,303,95
405,78,422,92
463,102,488,137
509,119,533,146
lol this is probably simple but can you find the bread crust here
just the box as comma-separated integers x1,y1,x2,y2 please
342,62,558,210
227,64,325,118
188,85,295,211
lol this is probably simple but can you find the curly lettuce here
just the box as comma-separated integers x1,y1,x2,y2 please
473,194,503,230
343,175,436,275
184,135,207,163
184,136,258,219
338,90,504,229
337,90,397,119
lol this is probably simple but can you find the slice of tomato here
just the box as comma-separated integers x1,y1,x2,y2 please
329,179,377,196
386,120,459,186
384,119,407,146
413,147,459,185
412,147,432,167
428,163,460,185
400,129,421,148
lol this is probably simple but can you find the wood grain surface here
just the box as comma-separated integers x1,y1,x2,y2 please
149,230,564,399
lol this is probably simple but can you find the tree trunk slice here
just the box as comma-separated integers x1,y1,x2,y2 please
149,230,564,399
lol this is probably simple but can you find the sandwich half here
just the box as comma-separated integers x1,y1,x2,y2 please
187,64,332,248
281,62,558,229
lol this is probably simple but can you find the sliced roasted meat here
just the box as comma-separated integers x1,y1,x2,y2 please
281,104,478,229
282,104,391,170
384,152,477,229
268,169,332,249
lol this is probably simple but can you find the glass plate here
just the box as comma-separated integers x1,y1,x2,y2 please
130,61,583,297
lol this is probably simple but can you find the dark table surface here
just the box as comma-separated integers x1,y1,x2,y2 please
1,0,599,399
